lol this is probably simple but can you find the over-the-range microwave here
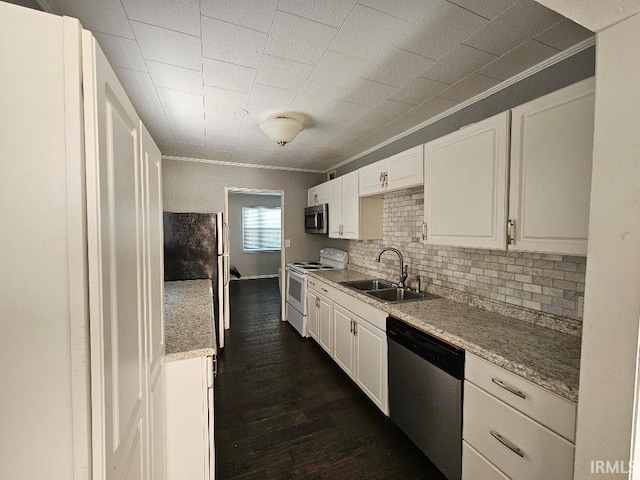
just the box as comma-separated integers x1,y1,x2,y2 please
304,204,328,234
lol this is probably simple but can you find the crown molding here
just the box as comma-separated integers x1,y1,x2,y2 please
324,36,596,174
162,155,325,174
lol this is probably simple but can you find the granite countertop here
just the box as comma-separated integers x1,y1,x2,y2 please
164,279,217,362
310,269,581,403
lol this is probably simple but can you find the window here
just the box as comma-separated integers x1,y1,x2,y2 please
242,206,281,252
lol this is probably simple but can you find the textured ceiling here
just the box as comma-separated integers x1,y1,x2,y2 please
45,0,593,171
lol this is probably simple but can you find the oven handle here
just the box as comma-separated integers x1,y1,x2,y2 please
286,267,307,282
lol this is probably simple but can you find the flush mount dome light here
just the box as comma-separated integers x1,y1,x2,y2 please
259,116,304,147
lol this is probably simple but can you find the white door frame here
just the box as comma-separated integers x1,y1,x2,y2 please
224,187,286,322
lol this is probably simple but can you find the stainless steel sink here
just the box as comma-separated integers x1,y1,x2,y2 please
365,288,426,303
340,279,437,303
341,279,394,291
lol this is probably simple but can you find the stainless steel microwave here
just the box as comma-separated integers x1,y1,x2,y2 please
304,204,328,234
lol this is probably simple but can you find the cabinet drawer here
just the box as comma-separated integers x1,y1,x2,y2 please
463,441,509,480
465,353,576,441
308,278,333,299
464,382,574,480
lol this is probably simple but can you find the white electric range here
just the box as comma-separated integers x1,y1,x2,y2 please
285,248,348,337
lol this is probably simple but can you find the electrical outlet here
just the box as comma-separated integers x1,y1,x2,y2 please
285,239,291,248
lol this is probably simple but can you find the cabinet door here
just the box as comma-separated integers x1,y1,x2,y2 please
318,296,334,356
354,319,388,415
341,171,360,239
141,125,166,480
166,357,209,480
509,78,595,255
386,145,424,192
307,187,317,207
333,305,355,378
83,32,149,480
359,159,386,197
316,182,329,204
328,178,343,238
307,290,319,341
424,111,510,249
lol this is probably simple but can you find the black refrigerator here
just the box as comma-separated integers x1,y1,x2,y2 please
163,212,229,349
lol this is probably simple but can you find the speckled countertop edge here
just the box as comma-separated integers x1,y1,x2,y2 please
164,279,217,363
309,269,581,403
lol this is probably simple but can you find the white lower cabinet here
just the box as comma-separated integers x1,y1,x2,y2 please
462,353,576,480
308,279,334,355
166,356,215,480
333,305,356,378
306,281,389,416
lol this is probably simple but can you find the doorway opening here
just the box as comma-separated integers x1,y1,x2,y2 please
224,188,286,325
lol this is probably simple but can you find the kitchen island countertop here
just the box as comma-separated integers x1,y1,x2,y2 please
310,269,581,403
164,279,217,362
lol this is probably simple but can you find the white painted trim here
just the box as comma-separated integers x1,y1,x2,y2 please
325,37,597,174
63,17,91,480
163,155,324,174
231,274,279,280
224,187,287,323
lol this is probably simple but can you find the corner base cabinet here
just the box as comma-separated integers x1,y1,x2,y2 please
166,356,215,480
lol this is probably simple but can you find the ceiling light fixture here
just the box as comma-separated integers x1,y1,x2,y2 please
259,116,304,147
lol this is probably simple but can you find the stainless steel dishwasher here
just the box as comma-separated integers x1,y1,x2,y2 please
387,317,465,480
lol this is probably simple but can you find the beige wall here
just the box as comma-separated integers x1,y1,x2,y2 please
228,192,281,278
574,12,640,478
162,159,348,265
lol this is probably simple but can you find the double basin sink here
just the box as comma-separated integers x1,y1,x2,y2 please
340,279,435,304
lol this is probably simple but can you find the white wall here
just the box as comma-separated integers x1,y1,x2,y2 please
574,12,640,478
0,4,76,479
228,193,281,278
162,159,349,264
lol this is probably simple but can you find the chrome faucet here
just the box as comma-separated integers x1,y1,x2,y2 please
376,247,408,288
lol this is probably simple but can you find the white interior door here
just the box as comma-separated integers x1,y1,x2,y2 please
509,78,595,255
141,125,165,480
84,32,148,480
424,111,510,249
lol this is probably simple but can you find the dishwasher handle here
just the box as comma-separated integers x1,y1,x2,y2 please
387,317,464,379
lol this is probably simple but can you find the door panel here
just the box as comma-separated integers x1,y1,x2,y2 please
307,291,319,341
341,171,359,239
424,112,510,249
318,297,333,355
84,32,147,480
355,320,387,413
387,145,424,192
333,305,355,378
359,160,385,197
509,78,594,255
328,178,342,238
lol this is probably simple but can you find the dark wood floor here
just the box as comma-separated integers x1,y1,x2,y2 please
215,278,447,479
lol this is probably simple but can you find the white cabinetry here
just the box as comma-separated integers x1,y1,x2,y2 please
423,79,595,255
328,171,383,240
332,289,389,415
0,5,166,478
359,145,424,197
307,182,329,206
508,78,595,255
462,353,577,480
424,111,510,249
305,280,389,416
308,278,334,355
166,356,215,480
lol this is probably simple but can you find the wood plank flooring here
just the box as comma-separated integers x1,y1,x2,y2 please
216,278,447,479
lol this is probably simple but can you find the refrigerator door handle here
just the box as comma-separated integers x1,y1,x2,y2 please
223,220,230,255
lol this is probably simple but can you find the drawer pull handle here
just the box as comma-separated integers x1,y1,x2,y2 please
490,430,524,458
492,378,526,399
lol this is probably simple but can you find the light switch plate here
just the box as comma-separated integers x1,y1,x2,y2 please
285,239,291,248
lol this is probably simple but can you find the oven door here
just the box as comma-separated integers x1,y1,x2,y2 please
286,268,307,315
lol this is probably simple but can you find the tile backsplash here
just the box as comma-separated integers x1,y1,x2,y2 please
348,187,586,336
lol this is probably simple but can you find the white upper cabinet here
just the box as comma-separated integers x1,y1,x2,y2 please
359,145,424,197
307,182,329,207
508,78,595,255
424,112,510,249
328,171,383,240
